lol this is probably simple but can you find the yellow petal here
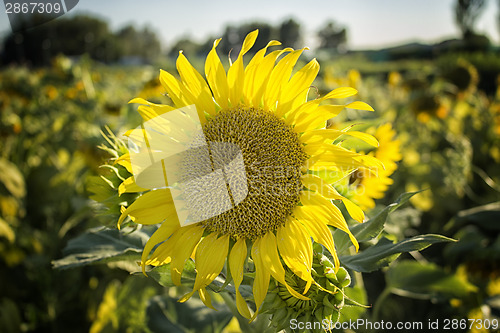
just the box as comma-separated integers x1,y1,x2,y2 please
229,238,251,319
227,30,258,106
276,58,319,117
241,30,259,54
250,237,270,320
199,287,215,310
136,104,173,122
323,87,358,99
118,176,148,196
179,233,229,307
301,173,365,223
294,105,344,133
159,69,188,108
285,99,321,126
261,232,310,299
341,130,379,147
346,101,374,111
301,129,379,148
146,223,201,266
249,48,293,107
177,52,215,116
341,197,366,223
128,98,176,121
114,153,132,173
294,213,340,269
128,97,150,104
301,173,343,199
287,87,358,126
192,233,230,291
305,148,382,172
299,192,359,251
303,140,362,157
117,189,175,227
170,225,205,286
140,221,180,274
276,219,314,294
243,40,281,105
205,38,229,109
263,48,307,111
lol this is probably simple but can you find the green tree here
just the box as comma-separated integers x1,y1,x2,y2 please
1,15,162,65
116,25,162,63
317,21,347,52
279,18,302,49
455,0,486,37
218,22,276,59
167,38,201,59
2,15,118,65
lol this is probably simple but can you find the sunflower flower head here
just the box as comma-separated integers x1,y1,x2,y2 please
116,29,381,320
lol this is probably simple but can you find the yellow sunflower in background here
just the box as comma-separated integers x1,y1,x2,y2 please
114,30,381,319
349,123,402,210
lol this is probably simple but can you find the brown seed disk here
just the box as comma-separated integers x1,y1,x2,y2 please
180,107,307,240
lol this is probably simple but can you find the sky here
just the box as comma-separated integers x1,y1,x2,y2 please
0,0,498,50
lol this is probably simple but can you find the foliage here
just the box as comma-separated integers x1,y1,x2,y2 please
317,21,348,53
455,0,486,37
2,15,162,65
0,55,160,332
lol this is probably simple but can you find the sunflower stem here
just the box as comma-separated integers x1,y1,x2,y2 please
372,287,392,322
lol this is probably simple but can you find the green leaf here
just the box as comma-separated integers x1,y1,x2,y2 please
146,263,254,299
386,260,477,299
446,201,500,231
86,175,115,202
146,261,197,288
334,191,421,254
340,234,455,272
52,227,149,269
115,276,158,333
146,295,233,333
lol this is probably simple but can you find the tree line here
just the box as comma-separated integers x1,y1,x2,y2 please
1,15,162,66
0,0,493,66
0,15,347,66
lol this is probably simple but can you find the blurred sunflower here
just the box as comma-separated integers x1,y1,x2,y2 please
349,123,402,210
115,30,380,319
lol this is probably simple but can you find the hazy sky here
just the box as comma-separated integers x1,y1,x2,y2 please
0,0,498,49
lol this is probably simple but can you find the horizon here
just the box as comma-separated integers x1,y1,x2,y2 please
0,0,498,51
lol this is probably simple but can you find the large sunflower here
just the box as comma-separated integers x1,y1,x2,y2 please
115,30,381,319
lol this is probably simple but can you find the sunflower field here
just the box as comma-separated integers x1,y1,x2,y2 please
1,34,500,333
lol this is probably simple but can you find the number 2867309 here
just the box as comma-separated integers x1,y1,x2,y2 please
5,2,62,14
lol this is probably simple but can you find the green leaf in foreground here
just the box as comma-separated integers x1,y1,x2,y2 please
386,260,478,299
147,295,233,333
52,227,149,269
446,201,500,231
146,261,197,289
338,286,368,323
340,234,455,272
146,263,253,299
334,191,421,254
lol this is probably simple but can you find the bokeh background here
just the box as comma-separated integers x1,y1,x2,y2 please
1,0,500,332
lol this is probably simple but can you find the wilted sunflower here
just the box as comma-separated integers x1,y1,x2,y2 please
349,123,402,210
115,30,381,319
